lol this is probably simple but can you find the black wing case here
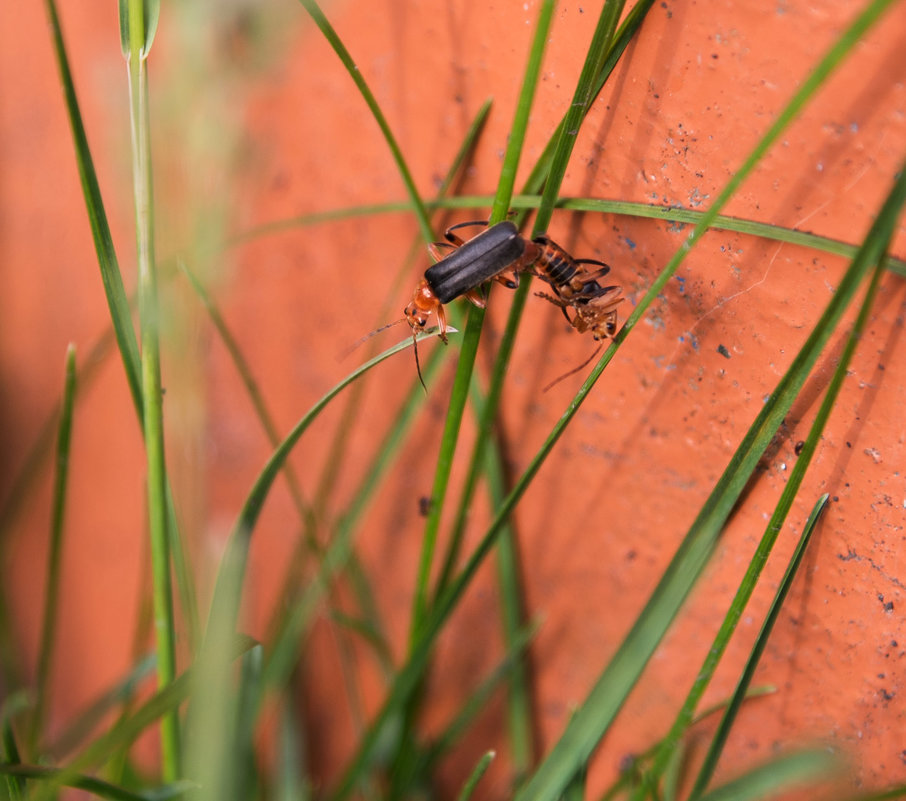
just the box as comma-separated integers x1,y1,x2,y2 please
425,221,526,304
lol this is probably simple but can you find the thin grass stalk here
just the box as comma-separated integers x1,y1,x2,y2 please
48,637,253,787
204,334,434,662
297,0,432,242
264,101,495,683
392,4,557,792
534,0,625,234
0,764,189,801
2,715,25,800
642,248,893,796
228,194,906,278
262,348,447,690
310,98,492,532
439,4,652,776
456,752,496,801
31,346,77,753
121,0,179,779
44,0,142,410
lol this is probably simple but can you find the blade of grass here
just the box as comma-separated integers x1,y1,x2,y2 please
47,654,157,760
696,750,837,801
0,764,192,801
262,345,448,691
296,0,431,242
402,620,539,790
203,332,445,665
31,345,77,754
224,194,906,277
32,636,253,799
456,752,496,801
534,0,625,235
644,228,892,797
2,705,26,800
121,0,179,778
44,0,142,412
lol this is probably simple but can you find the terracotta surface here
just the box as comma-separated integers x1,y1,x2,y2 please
2,0,906,797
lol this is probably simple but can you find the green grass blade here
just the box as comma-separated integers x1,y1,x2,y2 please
2,706,26,800
262,347,447,692
44,0,142,413
534,0,625,234
407,621,538,788
0,764,193,801
64,636,254,779
696,750,837,801
296,0,431,242
456,752,496,801
31,345,77,753
228,194,906,277
204,333,440,665
121,0,179,777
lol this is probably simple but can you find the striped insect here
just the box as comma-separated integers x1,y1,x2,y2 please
530,234,624,340
528,235,625,389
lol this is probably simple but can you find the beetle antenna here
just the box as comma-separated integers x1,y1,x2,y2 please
543,343,604,392
340,317,406,360
412,334,427,393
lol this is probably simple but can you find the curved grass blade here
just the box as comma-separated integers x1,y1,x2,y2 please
0,764,193,801
203,332,444,653
296,0,431,242
41,636,254,793
456,752,496,801
31,346,77,753
261,100,495,689
47,655,156,760
44,0,141,413
226,195,906,277
534,0,625,234
696,750,837,801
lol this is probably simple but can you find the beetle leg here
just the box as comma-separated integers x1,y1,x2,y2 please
444,220,488,247
429,241,456,261
463,288,488,309
435,302,449,343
